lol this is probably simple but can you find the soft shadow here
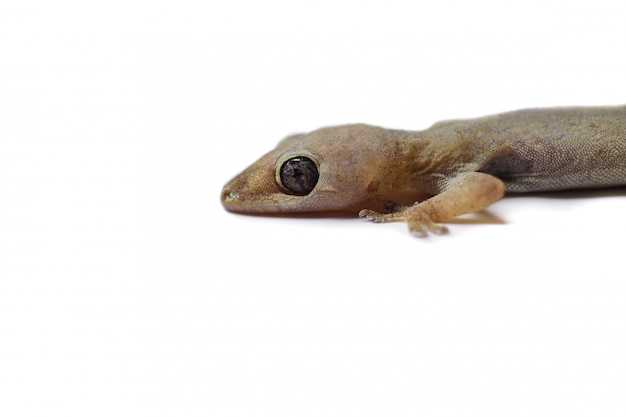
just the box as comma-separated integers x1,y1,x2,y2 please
225,210,355,220
443,210,505,225
224,187,626,224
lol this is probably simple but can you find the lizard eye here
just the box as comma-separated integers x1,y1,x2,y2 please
279,156,319,195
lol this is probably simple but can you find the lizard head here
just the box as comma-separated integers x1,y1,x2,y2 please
221,124,401,213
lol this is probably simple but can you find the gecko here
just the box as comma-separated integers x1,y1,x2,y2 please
221,106,626,236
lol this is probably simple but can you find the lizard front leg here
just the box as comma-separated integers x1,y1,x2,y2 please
360,172,505,237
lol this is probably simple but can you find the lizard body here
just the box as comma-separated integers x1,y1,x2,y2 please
221,106,626,236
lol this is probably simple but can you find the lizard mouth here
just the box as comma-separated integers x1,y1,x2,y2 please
220,183,300,213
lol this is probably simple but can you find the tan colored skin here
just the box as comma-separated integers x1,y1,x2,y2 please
221,106,626,236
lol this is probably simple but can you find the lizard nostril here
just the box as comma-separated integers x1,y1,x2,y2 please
221,187,234,203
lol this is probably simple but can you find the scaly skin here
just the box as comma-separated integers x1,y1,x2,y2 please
221,106,626,236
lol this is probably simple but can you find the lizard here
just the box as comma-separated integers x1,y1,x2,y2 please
221,106,626,236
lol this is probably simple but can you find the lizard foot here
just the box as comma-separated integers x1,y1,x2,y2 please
406,211,448,237
359,209,448,237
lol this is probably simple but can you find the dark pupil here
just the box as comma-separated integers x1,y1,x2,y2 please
279,157,319,195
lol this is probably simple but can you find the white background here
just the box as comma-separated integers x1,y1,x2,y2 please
1,1,626,416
